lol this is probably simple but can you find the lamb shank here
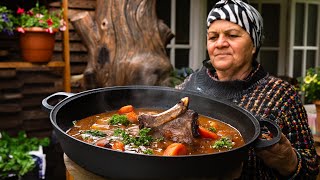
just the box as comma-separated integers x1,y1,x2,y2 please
138,97,200,144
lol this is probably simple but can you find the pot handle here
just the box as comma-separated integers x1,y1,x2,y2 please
254,118,281,149
42,92,74,112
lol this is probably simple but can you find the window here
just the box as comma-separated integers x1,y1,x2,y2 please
156,0,320,78
250,0,286,76
289,1,320,78
157,0,190,69
157,0,207,71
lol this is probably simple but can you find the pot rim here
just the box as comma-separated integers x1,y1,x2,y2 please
17,27,59,33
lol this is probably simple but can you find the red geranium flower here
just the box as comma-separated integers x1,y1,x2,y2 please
14,2,66,33
16,7,25,14
47,19,53,26
27,10,34,16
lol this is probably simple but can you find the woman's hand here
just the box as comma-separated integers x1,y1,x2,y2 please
256,133,298,177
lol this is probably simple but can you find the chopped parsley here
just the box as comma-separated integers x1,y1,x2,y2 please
113,128,154,146
108,114,130,126
212,137,233,149
82,130,106,137
143,149,153,155
208,127,217,133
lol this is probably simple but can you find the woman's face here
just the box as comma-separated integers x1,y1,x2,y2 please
207,20,256,80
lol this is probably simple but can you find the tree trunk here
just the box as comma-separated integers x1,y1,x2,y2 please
70,0,174,89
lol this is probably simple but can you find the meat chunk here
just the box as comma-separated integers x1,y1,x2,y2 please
138,97,200,144
138,97,189,128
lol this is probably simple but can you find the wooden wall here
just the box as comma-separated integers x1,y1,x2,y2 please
0,66,64,137
0,0,95,137
50,0,97,92
0,0,95,180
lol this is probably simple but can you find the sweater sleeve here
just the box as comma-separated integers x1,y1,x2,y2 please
270,83,319,178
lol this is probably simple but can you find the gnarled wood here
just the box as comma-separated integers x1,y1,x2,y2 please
70,0,174,89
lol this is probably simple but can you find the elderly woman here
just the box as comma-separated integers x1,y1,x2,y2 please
64,0,319,179
176,0,319,179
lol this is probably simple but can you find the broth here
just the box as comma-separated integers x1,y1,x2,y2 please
67,108,244,156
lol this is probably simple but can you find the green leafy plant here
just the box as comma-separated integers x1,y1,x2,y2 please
14,1,66,33
298,67,320,104
0,131,50,178
0,5,15,35
170,67,194,87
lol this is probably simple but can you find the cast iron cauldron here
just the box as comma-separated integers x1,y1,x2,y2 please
42,86,280,180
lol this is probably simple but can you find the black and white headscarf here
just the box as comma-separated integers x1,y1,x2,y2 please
207,0,263,49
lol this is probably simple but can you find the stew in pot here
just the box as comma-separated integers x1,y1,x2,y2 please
66,97,245,156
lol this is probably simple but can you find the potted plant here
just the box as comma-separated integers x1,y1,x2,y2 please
13,1,66,63
298,67,320,104
298,67,320,135
0,5,15,59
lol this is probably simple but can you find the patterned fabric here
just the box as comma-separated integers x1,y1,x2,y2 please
207,0,264,50
176,62,319,179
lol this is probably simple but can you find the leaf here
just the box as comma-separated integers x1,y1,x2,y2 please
0,131,50,178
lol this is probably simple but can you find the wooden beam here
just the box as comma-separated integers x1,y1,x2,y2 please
63,0,71,92
0,61,65,68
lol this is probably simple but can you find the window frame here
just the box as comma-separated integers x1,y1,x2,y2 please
288,0,320,78
165,0,207,71
250,0,288,76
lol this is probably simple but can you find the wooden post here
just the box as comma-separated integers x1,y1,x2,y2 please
62,0,71,92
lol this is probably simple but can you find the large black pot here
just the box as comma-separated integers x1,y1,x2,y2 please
42,86,280,180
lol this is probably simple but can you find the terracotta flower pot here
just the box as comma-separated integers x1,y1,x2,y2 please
19,27,58,63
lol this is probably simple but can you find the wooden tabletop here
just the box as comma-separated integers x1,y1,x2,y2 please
313,135,320,156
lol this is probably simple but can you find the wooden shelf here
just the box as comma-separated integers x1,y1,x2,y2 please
0,61,65,68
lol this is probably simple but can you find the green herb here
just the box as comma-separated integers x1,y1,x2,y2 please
114,128,154,146
143,149,153,155
212,137,233,149
208,127,217,133
155,136,165,142
0,131,50,178
109,114,130,126
82,130,106,137
114,129,131,144
135,128,154,146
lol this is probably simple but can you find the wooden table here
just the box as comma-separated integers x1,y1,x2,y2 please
313,135,320,156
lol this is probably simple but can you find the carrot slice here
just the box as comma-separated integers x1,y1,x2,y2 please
163,143,187,156
112,141,125,151
126,111,138,123
118,105,134,114
198,126,219,139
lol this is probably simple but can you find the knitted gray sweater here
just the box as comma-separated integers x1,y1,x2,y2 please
176,61,319,179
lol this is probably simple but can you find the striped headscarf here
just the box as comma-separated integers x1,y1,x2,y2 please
207,0,263,50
